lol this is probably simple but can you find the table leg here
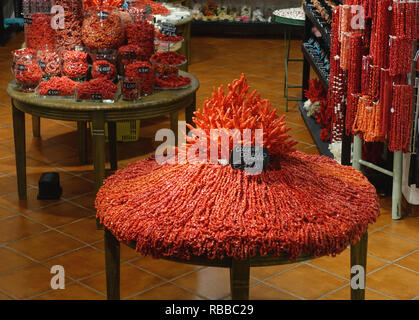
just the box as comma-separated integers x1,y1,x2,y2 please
178,22,190,72
92,113,120,299
185,21,191,71
105,228,120,300
230,259,250,300
12,102,27,200
185,94,196,132
32,116,40,138
92,112,106,192
92,112,105,231
170,111,179,147
302,58,310,101
77,121,88,165
108,122,117,171
284,28,289,99
350,232,368,300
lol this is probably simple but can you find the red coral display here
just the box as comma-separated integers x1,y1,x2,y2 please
151,52,186,65
84,0,125,8
305,79,330,142
133,0,170,16
155,31,183,42
96,74,380,262
36,50,61,77
118,44,142,66
25,14,56,50
76,78,118,100
11,48,34,74
14,58,43,92
304,79,326,103
121,76,140,101
91,60,117,80
125,19,154,61
37,76,78,96
81,6,125,50
125,61,155,95
155,74,191,88
53,0,83,52
62,50,89,79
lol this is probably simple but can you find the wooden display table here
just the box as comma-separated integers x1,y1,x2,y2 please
6,72,199,200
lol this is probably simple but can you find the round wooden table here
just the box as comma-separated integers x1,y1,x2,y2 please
103,230,368,300
6,72,199,201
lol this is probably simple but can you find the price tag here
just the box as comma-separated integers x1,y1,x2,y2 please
161,22,177,37
38,61,46,70
98,64,111,73
74,46,84,51
123,82,137,89
138,67,149,73
47,89,59,96
144,5,153,17
91,93,103,100
16,64,25,71
24,17,32,24
230,145,270,175
124,51,135,58
97,11,109,19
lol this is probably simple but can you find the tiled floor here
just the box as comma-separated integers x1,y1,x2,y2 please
0,34,418,300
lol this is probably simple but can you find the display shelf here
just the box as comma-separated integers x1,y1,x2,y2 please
302,43,329,89
303,2,331,44
298,102,332,158
191,19,304,37
192,19,281,26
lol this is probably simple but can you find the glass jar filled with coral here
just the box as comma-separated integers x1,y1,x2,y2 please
81,6,125,51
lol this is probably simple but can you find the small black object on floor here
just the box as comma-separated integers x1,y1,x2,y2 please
37,172,62,200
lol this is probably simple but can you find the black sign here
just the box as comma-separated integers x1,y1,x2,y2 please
47,89,59,96
91,93,103,100
230,145,270,175
124,51,135,58
98,65,111,73
123,82,137,89
12,62,15,70
16,64,25,71
24,17,32,24
144,5,152,17
138,67,149,73
161,22,177,37
97,11,108,19
38,61,46,70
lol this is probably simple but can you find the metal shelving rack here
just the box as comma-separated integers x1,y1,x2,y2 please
300,0,351,163
300,1,417,220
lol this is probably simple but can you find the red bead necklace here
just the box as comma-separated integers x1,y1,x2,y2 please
388,84,414,152
389,35,414,76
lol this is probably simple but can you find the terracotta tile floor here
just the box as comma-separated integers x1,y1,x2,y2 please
0,34,418,300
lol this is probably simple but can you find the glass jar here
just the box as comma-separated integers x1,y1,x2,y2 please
121,76,141,101
61,49,89,81
124,60,155,96
24,13,56,50
81,6,125,50
11,48,35,76
52,0,84,53
14,55,43,92
125,4,155,61
36,49,61,79
89,49,118,80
